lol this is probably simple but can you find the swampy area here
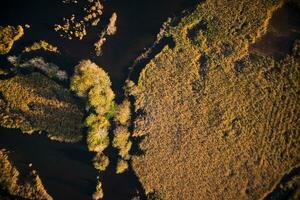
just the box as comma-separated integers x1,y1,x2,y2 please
0,0,300,200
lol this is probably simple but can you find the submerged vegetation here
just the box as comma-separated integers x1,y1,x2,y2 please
131,0,300,199
0,149,52,200
0,72,84,142
0,25,24,55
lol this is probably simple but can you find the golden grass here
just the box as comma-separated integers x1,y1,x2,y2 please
23,40,60,53
0,72,84,142
131,0,300,199
0,25,24,55
0,149,52,200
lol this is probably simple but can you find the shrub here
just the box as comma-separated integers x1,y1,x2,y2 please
0,25,24,55
114,99,131,125
87,125,109,152
113,126,132,159
93,153,109,172
92,181,104,200
116,159,129,174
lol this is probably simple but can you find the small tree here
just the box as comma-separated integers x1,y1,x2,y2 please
116,159,129,174
93,153,109,172
114,99,131,125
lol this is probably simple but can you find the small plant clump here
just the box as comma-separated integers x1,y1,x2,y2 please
0,149,53,199
54,0,103,40
112,126,132,160
114,99,131,126
116,159,129,174
92,181,104,200
0,25,24,54
93,153,109,171
23,40,60,53
94,12,117,56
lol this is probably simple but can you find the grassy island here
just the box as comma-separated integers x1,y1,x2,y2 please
0,72,84,142
131,0,300,199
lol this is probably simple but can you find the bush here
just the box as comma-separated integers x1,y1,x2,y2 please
70,60,113,98
92,181,104,200
0,25,24,55
93,153,109,171
116,159,129,174
114,99,131,125
113,126,132,159
87,125,109,152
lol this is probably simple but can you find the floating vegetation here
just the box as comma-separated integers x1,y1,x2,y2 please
94,12,117,56
130,0,300,199
0,25,24,55
0,149,52,200
54,0,103,40
0,72,84,142
92,181,104,200
23,40,60,53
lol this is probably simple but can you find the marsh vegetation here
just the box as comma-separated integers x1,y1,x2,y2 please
130,0,300,199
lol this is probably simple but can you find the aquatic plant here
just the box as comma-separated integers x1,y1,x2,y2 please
94,12,118,56
92,181,104,200
116,159,129,174
0,25,24,54
23,40,60,53
55,0,103,40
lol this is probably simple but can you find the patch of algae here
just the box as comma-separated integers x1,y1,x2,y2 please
0,149,52,200
131,0,300,199
0,72,84,142
0,25,24,55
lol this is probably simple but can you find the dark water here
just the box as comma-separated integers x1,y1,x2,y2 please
250,3,300,59
0,128,97,200
0,0,200,199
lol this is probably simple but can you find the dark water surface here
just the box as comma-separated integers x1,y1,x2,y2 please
250,3,300,59
0,0,200,199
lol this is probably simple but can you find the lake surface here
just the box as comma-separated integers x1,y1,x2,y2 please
0,0,200,199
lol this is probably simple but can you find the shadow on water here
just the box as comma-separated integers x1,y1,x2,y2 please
0,0,202,199
250,3,300,59
264,166,300,200
0,127,98,200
